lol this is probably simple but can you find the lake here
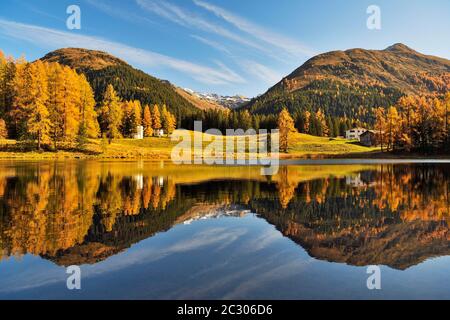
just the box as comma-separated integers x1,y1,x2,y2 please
0,160,450,299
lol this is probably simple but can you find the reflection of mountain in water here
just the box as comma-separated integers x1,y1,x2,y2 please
45,203,250,266
251,166,450,270
0,162,449,270
255,201,450,270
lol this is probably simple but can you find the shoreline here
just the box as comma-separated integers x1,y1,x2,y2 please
0,150,449,162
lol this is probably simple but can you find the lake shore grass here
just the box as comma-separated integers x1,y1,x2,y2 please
0,131,445,160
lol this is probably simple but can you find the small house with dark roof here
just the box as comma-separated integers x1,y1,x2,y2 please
360,130,378,147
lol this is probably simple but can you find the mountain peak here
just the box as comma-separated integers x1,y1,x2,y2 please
39,48,208,114
243,44,450,116
385,43,415,53
40,48,129,71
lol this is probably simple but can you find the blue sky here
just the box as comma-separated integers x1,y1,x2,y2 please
0,0,449,97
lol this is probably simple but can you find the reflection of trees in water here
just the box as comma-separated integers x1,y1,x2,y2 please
253,164,450,269
0,163,96,259
0,162,180,262
373,165,450,222
0,163,449,268
273,164,450,222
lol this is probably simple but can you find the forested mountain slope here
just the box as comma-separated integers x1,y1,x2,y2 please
243,44,450,121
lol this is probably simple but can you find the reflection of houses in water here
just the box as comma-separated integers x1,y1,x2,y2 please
134,174,143,190
4,163,450,271
345,172,378,188
346,175,366,188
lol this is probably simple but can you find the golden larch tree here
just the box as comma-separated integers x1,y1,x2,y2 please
122,100,143,137
167,112,177,135
152,104,162,132
303,110,311,134
11,60,31,138
122,100,135,137
0,51,5,117
316,109,329,137
374,107,386,151
386,106,400,151
432,98,446,147
133,100,142,134
47,63,81,147
161,104,176,136
47,62,65,147
61,66,81,142
397,96,415,149
26,61,51,150
78,73,99,138
445,92,450,143
143,104,153,137
278,108,296,153
100,84,123,143
0,118,7,139
0,53,19,136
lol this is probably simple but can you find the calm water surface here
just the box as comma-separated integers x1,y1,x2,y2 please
0,160,450,299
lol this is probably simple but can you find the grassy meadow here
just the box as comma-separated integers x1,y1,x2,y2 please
0,131,378,160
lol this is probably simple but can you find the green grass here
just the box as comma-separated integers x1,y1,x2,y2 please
0,131,378,160
286,133,378,158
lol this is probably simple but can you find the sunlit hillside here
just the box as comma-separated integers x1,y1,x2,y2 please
0,130,377,159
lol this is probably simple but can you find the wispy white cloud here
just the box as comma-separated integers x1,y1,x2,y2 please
21,3,65,23
222,257,316,299
0,19,245,85
190,34,231,55
135,0,310,89
74,227,248,282
0,227,248,295
190,34,282,86
193,0,316,58
136,0,271,56
85,0,156,26
239,60,283,85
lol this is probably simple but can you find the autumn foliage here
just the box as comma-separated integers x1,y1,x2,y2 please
0,51,177,149
278,108,296,153
375,93,450,152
